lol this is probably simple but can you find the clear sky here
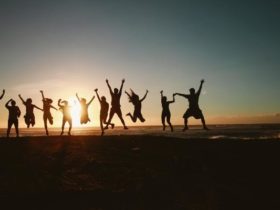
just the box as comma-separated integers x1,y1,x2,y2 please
0,0,279,128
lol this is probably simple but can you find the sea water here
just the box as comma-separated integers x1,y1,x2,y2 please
1,124,280,140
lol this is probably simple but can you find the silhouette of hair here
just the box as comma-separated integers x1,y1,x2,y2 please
101,96,106,101
11,100,16,106
127,89,140,105
114,88,118,94
189,88,195,94
26,98,32,104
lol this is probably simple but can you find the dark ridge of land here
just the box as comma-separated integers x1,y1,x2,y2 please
0,135,279,210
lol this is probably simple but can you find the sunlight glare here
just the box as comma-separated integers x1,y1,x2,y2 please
69,97,81,127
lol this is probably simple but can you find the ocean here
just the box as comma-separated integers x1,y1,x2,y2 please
1,124,280,140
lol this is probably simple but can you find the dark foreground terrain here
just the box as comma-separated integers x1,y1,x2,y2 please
0,135,279,209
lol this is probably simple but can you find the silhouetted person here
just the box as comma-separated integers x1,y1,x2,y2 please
104,79,128,129
174,79,208,131
58,99,72,136
125,89,148,123
6,99,21,137
40,90,57,136
0,89,5,100
161,90,175,132
18,94,43,128
95,88,115,135
76,93,95,124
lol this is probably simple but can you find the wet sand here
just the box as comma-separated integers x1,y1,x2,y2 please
0,135,279,209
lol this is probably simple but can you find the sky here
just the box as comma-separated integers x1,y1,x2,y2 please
0,0,279,128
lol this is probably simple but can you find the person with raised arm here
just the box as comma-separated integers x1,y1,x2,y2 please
18,94,43,128
6,99,21,137
160,90,175,132
94,88,114,135
174,79,208,131
125,89,148,123
104,79,128,129
40,90,57,136
58,99,72,136
76,93,95,124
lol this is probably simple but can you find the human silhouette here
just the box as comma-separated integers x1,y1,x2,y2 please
18,94,43,128
174,79,209,131
94,88,115,135
58,99,72,136
6,99,21,137
40,90,57,136
160,90,175,132
125,89,148,123
76,93,95,124
104,79,128,129
0,89,5,100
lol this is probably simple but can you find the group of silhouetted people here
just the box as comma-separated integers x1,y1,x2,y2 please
0,79,208,137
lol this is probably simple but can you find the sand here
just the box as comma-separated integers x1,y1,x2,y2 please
0,135,279,209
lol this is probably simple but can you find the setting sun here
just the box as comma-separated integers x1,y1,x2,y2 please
68,97,81,127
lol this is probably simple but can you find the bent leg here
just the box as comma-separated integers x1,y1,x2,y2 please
116,109,128,129
167,114,173,132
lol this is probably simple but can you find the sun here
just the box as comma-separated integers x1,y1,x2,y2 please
68,97,81,127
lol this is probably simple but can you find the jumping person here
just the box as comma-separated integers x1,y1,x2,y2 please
18,94,43,128
76,93,95,124
174,79,209,131
125,89,148,123
40,90,57,136
58,99,72,136
6,99,21,137
160,90,175,132
104,79,128,130
94,88,114,135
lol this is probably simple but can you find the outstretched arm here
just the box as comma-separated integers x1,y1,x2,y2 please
40,90,45,100
34,105,44,111
50,105,58,111
94,89,101,103
0,89,5,99
125,90,130,97
106,79,113,95
119,79,125,96
76,93,81,102
174,93,188,98
197,79,204,96
168,94,176,103
87,95,95,106
18,94,26,105
140,90,149,102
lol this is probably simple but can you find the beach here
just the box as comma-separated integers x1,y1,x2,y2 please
0,129,280,209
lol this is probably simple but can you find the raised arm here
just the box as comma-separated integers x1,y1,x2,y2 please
168,94,176,104
197,79,204,96
94,89,101,103
119,79,125,94
125,90,130,98
40,90,45,100
18,94,26,105
0,89,5,99
76,93,81,102
140,90,149,102
87,95,95,106
5,99,11,108
106,79,113,95
58,99,63,108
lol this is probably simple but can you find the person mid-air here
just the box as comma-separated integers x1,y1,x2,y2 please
6,99,21,137
76,93,95,124
58,99,72,136
174,79,209,131
125,89,148,123
104,79,128,130
40,90,57,136
160,90,175,132
94,88,114,135
18,94,43,128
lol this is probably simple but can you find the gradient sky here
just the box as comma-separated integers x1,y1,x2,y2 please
0,0,279,128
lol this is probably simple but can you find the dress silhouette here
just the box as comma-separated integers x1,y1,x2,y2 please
160,91,175,132
58,99,72,136
125,89,148,123
76,93,95,124
40,91,57,136
104,79,128,130
95,89,115,135
18,94,43,128
174,79,208,131
6,99,21,137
